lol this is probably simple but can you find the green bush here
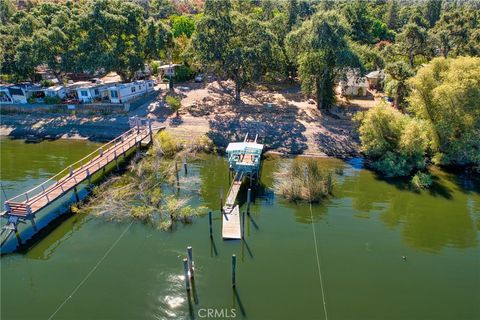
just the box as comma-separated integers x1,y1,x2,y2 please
174,65,193,82
44,96,62,104
355,103,430,177
166,95,181,117
40,79,55,87
411,172,433,190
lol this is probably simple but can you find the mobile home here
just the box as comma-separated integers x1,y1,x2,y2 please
0,86,13,104
107,80,155,103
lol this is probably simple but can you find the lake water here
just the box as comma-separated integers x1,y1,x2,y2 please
1,137,479,320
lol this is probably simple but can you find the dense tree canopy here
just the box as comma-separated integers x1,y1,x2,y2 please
408,57,480,166
192,0,274,102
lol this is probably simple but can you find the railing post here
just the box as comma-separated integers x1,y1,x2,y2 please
69,166,73,177
136,116,140,134
25,192,29,202
100,147,103,157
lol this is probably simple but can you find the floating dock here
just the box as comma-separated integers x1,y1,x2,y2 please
222,134,263,240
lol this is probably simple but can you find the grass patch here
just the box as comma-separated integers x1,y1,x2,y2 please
274,158,333,203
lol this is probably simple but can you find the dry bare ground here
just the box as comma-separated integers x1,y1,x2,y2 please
148,80,379,157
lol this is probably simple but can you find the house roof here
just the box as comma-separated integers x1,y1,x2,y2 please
159,64,181,69
226,142,264,153
45,85,66,92
366,70,385,79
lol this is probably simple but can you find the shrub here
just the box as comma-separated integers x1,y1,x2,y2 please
411,172,433,190
40,79,54,87
174,65,193,82
355,103,430,177
44,96,62,104
274,158,333,202
154,131,182,158
166,95,182,117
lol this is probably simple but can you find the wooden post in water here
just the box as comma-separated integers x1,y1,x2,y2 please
220,187,224,213
73,187,80,202
231,254,236,288
187,246,194,278
242,211,245,239
175,161,180,189
247,188,251,215
183,161,188,176
183,258,190,291
209,211,213,238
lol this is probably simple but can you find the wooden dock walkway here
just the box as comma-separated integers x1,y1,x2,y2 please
3,120,161,220
221,172,244,239
222,205,241,239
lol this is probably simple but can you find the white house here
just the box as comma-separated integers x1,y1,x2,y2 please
366,70,385,90
339,72,369,97
107,80,155,103
0,86,13,104
44,85,67,99
159,64,181,78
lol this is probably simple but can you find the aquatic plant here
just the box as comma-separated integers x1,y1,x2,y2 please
411,172,433,190
273,158,333,203
80,131,210,230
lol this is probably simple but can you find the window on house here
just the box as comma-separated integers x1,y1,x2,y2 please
131,87,136,93
80,90,88,97
138,86,141,90
94,89,99,95
110,90,118,98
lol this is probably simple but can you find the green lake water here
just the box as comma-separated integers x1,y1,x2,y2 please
1,137,479,320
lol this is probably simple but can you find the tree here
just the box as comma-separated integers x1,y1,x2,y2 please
150,0,177,20
425,0,442,28
286,11,361,110
192,0,274,102
430,8,479,58
286,0,299,30
78,0,145,82
397,23,428,67
0,0,15,25
355,104,429,177
344,0,374,43
171,15,195,38
384,61,413,110
385,0,399,31
408,57,480,166
144,19,172,61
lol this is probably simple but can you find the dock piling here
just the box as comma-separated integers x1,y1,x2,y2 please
220,187,224,213
183,258,190,291
242,211,245,238
247,188,251,215
187,246,194,278
232,254,237,287
73,187,80,202
175,161,180,189
183,161,188,176
209,211,213,238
